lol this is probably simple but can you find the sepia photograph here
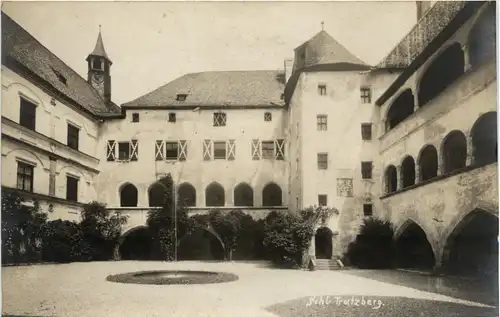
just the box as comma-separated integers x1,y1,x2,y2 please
0,0,498,316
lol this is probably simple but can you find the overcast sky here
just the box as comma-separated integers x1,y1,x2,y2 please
3,1,417,105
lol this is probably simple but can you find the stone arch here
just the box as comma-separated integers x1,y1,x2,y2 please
385,88,415,131
262,182,282,206
471,111,497,166
315,226,333,259
417,42,465,107
177,182,196,207
394,219,436,270
205,182,225,207
385,165,398,194
117,225,152,260
401,156,416,188
468,2,496,68
148,181,165,207
178,225,225,261
120,183,138,207
442,208,498,276
417,144,438,182
233,182,254,207
5,82,48,111
57,165,89,183
5,149,46,169
59,112,94,137
441,130,467,174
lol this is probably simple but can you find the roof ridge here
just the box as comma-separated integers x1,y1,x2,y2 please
2,12,107,105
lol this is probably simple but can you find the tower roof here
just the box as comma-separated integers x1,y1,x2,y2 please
295,30,368,68
87,27,112,63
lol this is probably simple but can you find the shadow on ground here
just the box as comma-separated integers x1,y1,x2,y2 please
266,295,499,317
343,269,498,307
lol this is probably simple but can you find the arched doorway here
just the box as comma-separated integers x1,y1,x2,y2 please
178,227,225,261
442,130,467,174
148,182,165,207
234,183,254,206
118,227,153,260
401,156,416,188
471,112,497,166
394,221,435,270
120,183,138,207
178,182,196,207
315,227,333,259
443,210,498,277
205,182,225,207
418,145,438,181
385,165,398,193
262,182,283,206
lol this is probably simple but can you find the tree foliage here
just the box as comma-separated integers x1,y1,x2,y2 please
344,217,394,269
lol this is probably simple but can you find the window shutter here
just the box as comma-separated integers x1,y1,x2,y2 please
106,140,116,161
276,139,285,160
130,140,139,161
155,140,165,161
227,139,236,160
203,139,213,161
252,139,261,160
179,140,188,161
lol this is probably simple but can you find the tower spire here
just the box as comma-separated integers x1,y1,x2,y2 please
88,25,112,64
321,21,324,31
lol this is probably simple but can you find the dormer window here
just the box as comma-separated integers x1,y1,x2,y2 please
51,67,67,85
176,94,187,101
92,58,103,71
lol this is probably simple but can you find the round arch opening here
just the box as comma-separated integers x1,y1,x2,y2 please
119,227,153,260
394,221,435,270
178,227,225,261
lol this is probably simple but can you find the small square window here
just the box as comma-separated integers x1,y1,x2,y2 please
213,112,227,127
317,153,328,170
363,204,373,216
176,94,187,101
361,123,372,140
264,112,272,122
132,113,139,123
361,161,373,179
318,84,327,96
92,59,102,71
361,87,372,104
318,194,327,206
214,141,226,159
317,115,327,131
168,113,176,123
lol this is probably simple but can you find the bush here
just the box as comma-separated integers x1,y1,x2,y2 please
42,220,91,263
344,218,394,269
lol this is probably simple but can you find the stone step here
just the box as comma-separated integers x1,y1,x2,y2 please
315,259,341,270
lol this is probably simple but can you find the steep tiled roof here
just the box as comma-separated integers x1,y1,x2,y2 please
123,70,286,108
1,12,121,117
294,30,368,69
376,1,468,69
88,30,112,63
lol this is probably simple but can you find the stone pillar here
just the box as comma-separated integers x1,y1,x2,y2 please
462,44,472,72
466,131,474,166
415,164,421,183
396,165,403,190
49,157,57,196
413,91,419,112
437,149,445,177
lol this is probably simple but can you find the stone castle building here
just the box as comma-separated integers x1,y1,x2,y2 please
1,1,497,273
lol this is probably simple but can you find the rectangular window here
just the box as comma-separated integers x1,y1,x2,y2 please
317,115,327,131
67,124,80,150
132,113,139,123
361,123,372,140
317,153,328,170
213,112,227,127
264,112,272,122
361,161,373,179
16,161,34,192
214,141,226,159
66,175,78,202
363,204,373,216
318,84,327,96
19,97,37,130
118,142,130,160
262,141,275,159
168,113,176,123
166,142,179,160
318,194,327,206
361,87,372,104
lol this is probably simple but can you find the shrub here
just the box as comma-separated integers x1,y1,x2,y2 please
42,219,91,263
344,218,394,269
2,192,48,264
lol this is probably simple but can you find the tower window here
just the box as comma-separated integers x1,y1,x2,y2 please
168,113,176,122
318,84,327,96
317,153,328,170
361,161,373,179
361,123,372,140
317,115,327,131
92,59,102,71
318,194,327,206
361,87,372,103
176,94,187,101
363,204,373,216
132,113,139,123
264,112,272,121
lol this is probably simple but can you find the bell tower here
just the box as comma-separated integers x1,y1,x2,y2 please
86,26,112,103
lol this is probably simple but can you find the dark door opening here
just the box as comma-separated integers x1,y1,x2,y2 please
315,227,333,259
394,223,435,270
119,227,153,260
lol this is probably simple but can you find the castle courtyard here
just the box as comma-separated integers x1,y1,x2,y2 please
2,261,497,317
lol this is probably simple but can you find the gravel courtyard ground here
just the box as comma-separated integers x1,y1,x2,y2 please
2,261,497,317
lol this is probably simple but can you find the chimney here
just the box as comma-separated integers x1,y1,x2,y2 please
284,59,294,84
416,1,431,21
